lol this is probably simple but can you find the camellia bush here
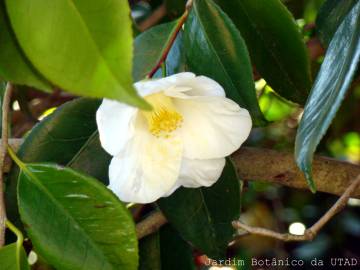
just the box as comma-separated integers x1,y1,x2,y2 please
0,0,359,269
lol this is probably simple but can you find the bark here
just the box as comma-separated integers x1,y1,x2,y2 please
232,147,360,198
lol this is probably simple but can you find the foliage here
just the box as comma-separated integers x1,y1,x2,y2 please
0,0,359,269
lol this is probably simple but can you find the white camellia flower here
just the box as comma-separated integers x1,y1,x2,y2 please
96,72,252,203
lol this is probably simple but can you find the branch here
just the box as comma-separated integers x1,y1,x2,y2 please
231,147,360,198
0,83,13,246
134,147,360,239
1,143,359,198
0,139,22,173
147,2,192,78
138,4,167,32
232,174,360,242
136,211,167,239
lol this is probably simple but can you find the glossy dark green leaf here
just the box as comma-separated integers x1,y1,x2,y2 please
316,0,358,46
5,0,147,108
0,4,51,91
18,163,138,270
166,32,186,76
215,0,311,104
184,0,266,126
0,243,30,270
139,225,196,270
158,160,241,259
6,98,108,228
133,21,178,81
159,225,196,270
67,131,111,185
139,232,161,270
295,1,360,191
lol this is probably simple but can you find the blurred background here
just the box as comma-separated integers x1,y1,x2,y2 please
3,0,359,269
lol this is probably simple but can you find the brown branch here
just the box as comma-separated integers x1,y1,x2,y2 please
134,147,360,240
138,4,167,32
232,174,360,242
147,2,192,78
1,139,22,173
0,83,13,246
136,211,167,239
231,147,360,198
0,144,359,198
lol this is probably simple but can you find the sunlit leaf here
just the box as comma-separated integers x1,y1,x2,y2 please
0,5,51,91
5,0,147,108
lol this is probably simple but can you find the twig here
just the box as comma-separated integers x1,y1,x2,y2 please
138,4,167,32
232,174,360,242
0,83,13,246
136,211,167,239
147,2,192,78
0,139,22,174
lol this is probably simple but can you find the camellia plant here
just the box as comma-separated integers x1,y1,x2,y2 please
0,0,359,269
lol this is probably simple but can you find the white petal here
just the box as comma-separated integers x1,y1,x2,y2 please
175,96,252,159
96,99,138,156
179,157,226,187
134,72,196,97
164,75,225,98
163,157,225,197
108,117,183,203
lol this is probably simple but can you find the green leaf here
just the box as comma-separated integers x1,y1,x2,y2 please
165,31,186,76
295,1,360,191
139,232,161,270
158,159,241,259
159,225,196,270
17,162,138,270
133,21,178,81
68,131,111,184
0,4,51,91
0,243,30,270
139,225,196,270
214,0,311,104
184,0,266,126
6,98,109,228
316,0,358,46
5,0,147,108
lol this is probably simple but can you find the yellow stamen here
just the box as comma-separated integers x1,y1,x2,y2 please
141,92,183,138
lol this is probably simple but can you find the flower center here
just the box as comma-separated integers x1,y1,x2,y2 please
141,92,183,138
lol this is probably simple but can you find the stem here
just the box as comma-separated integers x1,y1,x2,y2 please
0,83,13,246
6,219,24,267
6,219,23,246
161,62,167,77
147,8,191,78
7,146,24,168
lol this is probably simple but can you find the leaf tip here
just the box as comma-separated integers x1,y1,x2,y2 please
304,169,317,193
